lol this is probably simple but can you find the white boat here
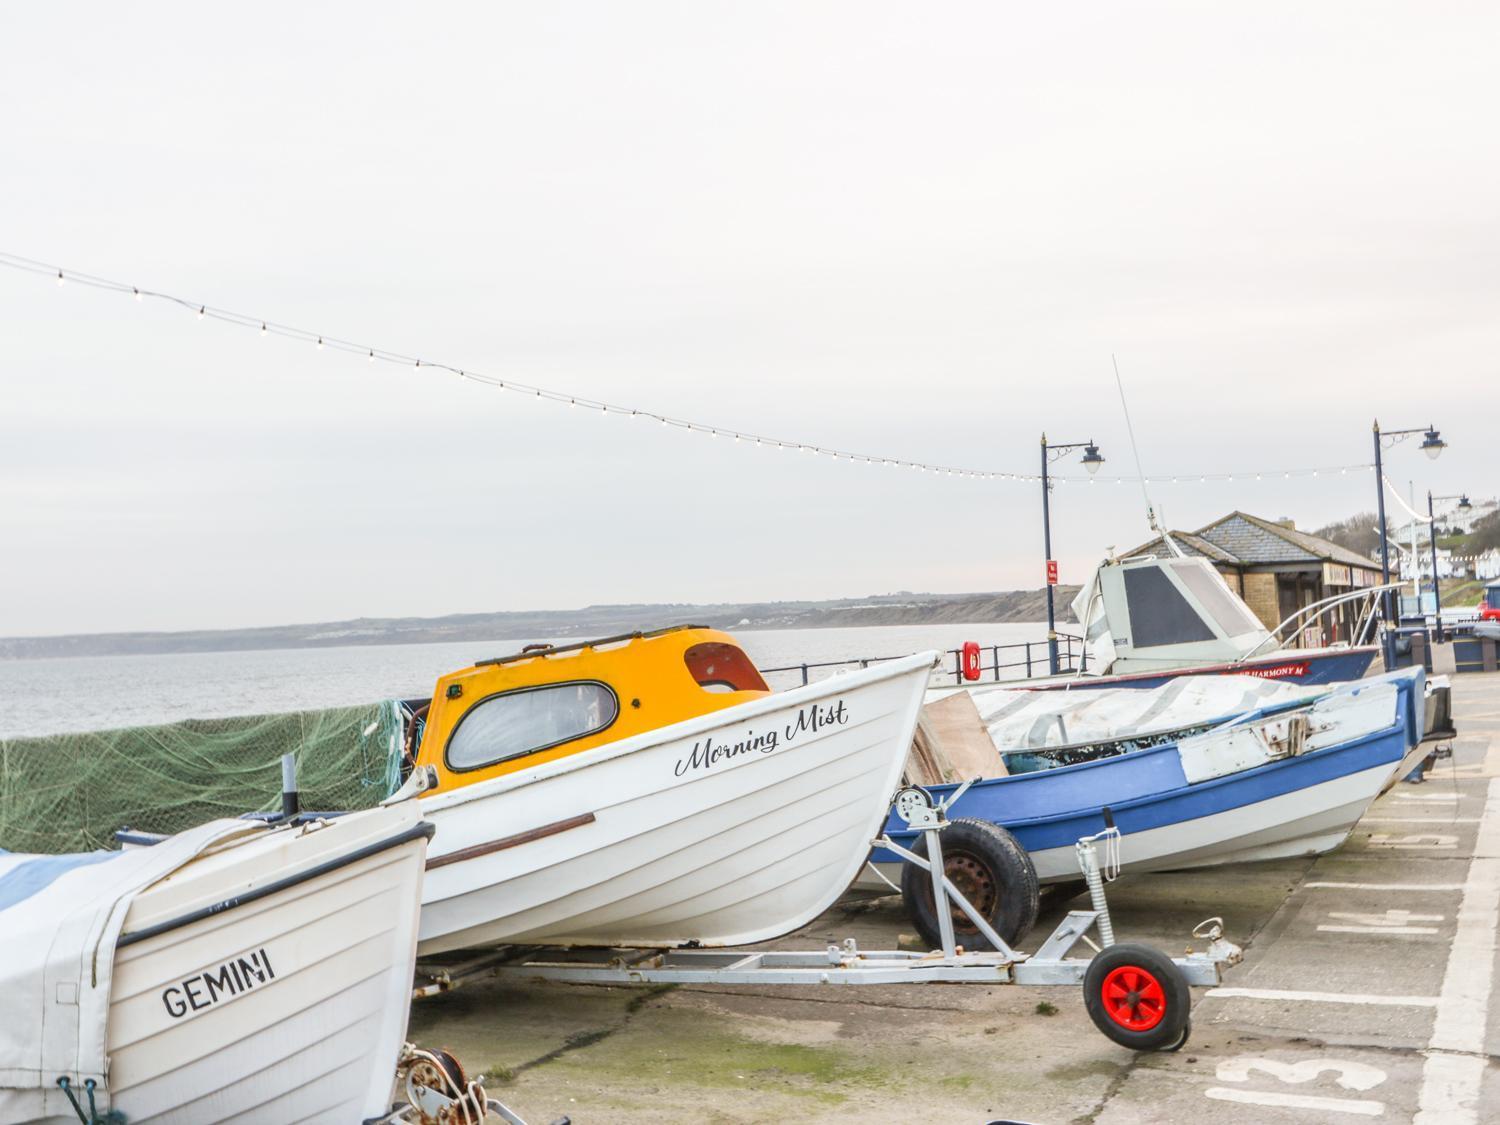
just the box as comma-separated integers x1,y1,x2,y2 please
0,801,431,1124
415,648,934,954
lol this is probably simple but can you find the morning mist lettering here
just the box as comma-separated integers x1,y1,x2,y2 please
673,700,850,777
161,948,275,1018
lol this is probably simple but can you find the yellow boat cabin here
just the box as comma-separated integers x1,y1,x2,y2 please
407,625,772,792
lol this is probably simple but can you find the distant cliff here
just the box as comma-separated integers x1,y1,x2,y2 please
0,586,1079,660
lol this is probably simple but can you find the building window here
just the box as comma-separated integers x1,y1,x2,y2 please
684,642,770,693
445,681,619,771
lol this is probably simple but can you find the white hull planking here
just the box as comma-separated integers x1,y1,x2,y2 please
103,808,428,1125
866,759,1403,888
417,653,934,953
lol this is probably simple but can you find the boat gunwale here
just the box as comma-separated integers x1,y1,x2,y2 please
119,820,435,947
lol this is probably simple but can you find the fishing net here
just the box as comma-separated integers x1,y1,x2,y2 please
0,702,405,854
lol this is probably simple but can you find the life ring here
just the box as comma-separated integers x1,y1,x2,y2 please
961,641,982,681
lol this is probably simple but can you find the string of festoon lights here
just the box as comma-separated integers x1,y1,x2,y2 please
4,250,1375,485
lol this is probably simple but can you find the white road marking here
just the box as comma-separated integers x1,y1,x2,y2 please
1364,834,1459,849
1361,817,1478,824
1396,793,1463,802
1215,1057,1386,1089
1326,912,1440,930
1414,777,1500,1124
1206,987,1438,1007
1305,882,1464,891
1204,1088,1384,1115
1317,925,1439,935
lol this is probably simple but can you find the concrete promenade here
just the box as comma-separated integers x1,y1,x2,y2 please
409,673,1500,1124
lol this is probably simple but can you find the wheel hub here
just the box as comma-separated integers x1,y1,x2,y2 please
943,851,998,932
1100,965,1167,1031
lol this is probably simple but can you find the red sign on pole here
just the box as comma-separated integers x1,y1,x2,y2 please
1046,559,1059,586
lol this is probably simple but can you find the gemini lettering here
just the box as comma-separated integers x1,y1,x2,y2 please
161,948,276,1018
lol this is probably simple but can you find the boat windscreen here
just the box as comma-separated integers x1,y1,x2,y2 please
1171,561,1263,637
684,643,770,693
1122,565,1216,647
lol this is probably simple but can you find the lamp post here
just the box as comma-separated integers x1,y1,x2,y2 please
1040,433,1105,675
1426,491,1471,642
1372,421,1446,668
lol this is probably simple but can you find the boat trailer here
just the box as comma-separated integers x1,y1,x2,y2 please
412,780,1240,1058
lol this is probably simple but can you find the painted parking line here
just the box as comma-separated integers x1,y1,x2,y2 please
1361,817,1479,824
1206,987,1439,1007
1305,882,1465,891
1413,777,1500,1125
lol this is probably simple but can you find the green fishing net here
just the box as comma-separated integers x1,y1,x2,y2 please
0,702,405,854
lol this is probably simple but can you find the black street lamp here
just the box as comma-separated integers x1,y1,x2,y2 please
1040,434,1105,675
1372,421,1447,668
1426,491,1471,642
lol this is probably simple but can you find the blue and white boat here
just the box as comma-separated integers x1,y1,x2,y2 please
862,667,1424,890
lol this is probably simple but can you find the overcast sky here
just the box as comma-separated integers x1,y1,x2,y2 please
2,3,1496,637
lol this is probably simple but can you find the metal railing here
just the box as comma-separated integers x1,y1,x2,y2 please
758,634,1086,689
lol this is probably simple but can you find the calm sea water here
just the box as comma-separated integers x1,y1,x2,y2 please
0,622,1046,739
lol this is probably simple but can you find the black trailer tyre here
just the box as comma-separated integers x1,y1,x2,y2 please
1083,943,1191,1051
900,818,1039,951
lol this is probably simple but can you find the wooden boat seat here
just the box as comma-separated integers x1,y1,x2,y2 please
905,691,1007,785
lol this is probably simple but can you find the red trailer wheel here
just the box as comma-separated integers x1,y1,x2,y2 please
1083,944,1190,1050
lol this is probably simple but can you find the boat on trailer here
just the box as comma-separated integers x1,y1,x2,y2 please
1023,554,1380,690
857,667,1423,943
0,800,431,1124
403,626,935,954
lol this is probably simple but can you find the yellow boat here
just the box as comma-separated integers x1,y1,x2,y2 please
405,625,937,953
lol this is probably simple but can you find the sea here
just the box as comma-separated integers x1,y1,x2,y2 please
0,622,1048,740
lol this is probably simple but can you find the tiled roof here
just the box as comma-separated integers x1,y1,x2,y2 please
1124,512,1381,571
1197,512,1380,570
1122,531,1239,563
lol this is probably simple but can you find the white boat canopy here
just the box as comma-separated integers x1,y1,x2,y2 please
1070,555,1273,675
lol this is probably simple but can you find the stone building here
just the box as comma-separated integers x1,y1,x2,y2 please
1125,511,1384,645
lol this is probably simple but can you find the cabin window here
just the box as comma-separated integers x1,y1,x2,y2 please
1171,561,1263,636
1122,566,1216,647
445,681,619,771
684,642,770,694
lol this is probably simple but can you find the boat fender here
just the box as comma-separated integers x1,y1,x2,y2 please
961,642,982,681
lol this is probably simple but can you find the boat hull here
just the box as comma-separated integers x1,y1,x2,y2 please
1020,646,1378,692
864,672,1419,887
103,807,430,1124
417,653,933,954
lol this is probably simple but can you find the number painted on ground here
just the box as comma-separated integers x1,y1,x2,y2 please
1214,1057,1386,1090
1204,1055,1387,1116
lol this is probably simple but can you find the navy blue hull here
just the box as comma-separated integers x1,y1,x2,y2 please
1029,646,1377,692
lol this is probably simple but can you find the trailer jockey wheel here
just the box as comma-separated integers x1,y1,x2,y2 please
1083,944,1191,1051
900,818,1039,950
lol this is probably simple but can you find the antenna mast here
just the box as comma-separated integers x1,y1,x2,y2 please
1113,355,1184,558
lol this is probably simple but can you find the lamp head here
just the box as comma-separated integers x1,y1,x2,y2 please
1421,426,1446,460
1081,442,1105,475
1459,494,1472,511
